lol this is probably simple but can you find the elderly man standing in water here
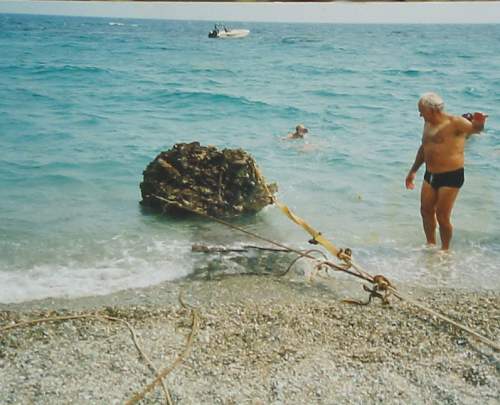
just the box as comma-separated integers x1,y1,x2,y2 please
405,92,487,250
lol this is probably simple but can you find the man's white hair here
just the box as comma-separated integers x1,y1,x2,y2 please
419,92,444,111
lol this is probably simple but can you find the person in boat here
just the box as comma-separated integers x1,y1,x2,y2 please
405,92,487,250
209,24,222,38
284,124,309,140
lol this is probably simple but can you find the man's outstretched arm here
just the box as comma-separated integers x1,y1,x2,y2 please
405,145,424,190
460,112,487,138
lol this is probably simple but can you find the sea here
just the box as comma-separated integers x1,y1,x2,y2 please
1,14,499,303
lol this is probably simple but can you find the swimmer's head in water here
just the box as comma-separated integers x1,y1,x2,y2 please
296,124,308,135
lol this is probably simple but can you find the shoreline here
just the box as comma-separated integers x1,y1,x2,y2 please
1,276,499,404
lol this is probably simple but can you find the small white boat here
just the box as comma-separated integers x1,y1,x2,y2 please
216,29,250,39
208,24,250,39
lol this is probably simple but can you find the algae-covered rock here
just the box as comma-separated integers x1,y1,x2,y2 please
140,142,277,217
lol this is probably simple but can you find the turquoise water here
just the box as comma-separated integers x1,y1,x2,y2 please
1,14,499,303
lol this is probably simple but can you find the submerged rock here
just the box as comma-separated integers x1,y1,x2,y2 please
140,142,277,217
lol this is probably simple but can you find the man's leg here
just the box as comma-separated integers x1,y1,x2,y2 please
420,181,438,245
435,187,460,250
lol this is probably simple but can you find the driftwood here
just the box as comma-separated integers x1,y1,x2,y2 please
191,243,289,254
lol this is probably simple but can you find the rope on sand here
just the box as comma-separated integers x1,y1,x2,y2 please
0,300,200,404
100,314,172,405
152,190,500,353
260,165,500,353
125,291,200,405
0,313,98,333
0,313,170,403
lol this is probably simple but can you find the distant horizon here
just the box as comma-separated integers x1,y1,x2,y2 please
1,1,500,24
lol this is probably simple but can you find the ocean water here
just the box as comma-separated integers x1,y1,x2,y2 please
1,14,499,303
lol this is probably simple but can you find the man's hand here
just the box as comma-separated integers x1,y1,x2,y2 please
472,111,488,125
463,112,488,123
469,111,488,135
405,171,416,190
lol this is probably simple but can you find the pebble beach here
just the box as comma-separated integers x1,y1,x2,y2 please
1,10,500,405
1,275,499,404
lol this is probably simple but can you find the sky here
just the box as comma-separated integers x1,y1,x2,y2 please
0,1,499,24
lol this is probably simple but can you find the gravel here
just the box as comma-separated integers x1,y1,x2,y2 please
1,275,499,404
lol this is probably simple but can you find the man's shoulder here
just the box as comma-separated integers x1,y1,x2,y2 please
440,115,468,132
448,114,473,136
449,114,470,125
